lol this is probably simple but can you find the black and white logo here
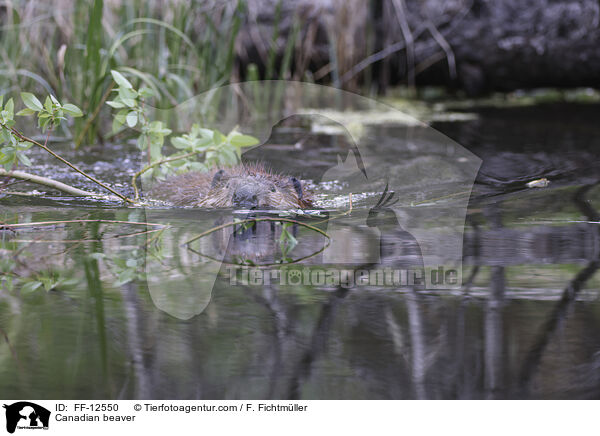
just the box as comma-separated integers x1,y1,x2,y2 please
3,402,50,434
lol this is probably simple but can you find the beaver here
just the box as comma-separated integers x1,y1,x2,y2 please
149,163,312,209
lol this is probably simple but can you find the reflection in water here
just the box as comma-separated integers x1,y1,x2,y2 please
2,196,600,399
516,185,600,397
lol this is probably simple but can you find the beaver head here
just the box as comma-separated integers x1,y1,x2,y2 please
198,166,311,209
149,163,312,209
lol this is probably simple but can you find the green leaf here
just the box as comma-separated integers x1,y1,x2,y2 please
197,127,214,138
121,97,136,108
171,137,190,149
4,98,14,116
116,269,136,286
119,87,138,100
62,103,83,117
44,96,53,113
137,134,148,150
112,108,128,133
229,134,259,147
149,140,163,161
219,146,239,165
17,153,32,166
126,111,138,128
106,100,125,109
16,108,36,116
111,70,133,89
212,130,226,145
20,92,43,112
21,281,43,294
17,141,32,151
138,87,154,99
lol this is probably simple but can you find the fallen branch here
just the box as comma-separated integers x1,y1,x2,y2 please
0,169,100,197
1,124,134,203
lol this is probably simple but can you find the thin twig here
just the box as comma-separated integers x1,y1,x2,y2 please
4,219,166,228
185,217,330,245
2,124,133,203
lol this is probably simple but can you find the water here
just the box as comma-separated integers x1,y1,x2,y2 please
2,103,600,399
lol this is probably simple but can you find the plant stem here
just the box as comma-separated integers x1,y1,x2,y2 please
44,130,51,148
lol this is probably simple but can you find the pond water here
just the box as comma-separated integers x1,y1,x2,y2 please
2,102,600,399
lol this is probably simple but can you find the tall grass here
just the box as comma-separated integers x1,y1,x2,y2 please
0,0,383,147
0,0,246,146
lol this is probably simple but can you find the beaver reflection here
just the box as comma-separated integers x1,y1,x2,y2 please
187,215,326,267
151,163,312,210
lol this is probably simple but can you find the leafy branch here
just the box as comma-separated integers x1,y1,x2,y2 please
107,70,259,201
0,93,133,203
1,69,261,204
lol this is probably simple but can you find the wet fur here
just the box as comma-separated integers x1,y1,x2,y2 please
150,163,312,209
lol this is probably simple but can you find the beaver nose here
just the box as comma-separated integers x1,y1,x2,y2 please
233,187,258,209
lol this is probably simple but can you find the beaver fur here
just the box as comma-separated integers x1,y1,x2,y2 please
149,163,312,209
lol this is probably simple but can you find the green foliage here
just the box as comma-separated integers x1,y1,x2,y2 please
0,93,82,171
0,1,254,146
107,70,259,187
0,96,33,170
17,93,83,132
279,222,298,261
106,250,147,286
108,70,171,163
20,271,79,294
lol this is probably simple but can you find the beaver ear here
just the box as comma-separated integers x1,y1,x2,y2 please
290,177,303,200
211,169,225,187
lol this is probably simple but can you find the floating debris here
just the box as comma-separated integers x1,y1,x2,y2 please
526,178,549,188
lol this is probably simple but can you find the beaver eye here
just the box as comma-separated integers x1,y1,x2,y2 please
270,185,276,192
211,169,225,188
